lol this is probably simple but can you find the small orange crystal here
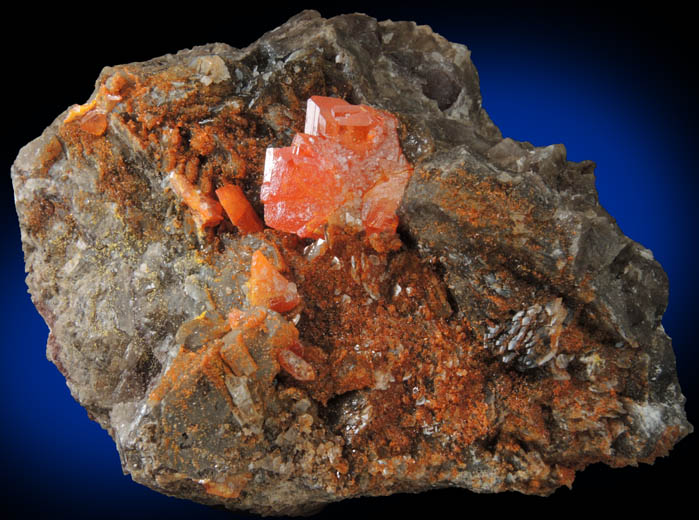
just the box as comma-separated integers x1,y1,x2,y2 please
247,250,300,313
262,96,412,239
216,184,264,234
64,72,126,129
168,171,224,228
79,110,108,136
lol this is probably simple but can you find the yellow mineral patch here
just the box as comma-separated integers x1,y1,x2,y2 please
64,97,98,124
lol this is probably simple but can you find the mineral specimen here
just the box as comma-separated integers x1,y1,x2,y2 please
10,10,692,517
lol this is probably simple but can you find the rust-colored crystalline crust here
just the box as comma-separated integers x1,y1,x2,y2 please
10,10,691,517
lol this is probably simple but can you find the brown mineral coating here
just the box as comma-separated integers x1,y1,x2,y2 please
275,227,641,486
10,9,692,517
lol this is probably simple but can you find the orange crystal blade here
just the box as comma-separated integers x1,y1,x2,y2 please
216,184,263,234
169,171,223,228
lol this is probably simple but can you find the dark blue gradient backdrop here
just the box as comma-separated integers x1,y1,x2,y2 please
2,5,696,518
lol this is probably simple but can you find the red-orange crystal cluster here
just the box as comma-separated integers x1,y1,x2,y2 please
262,96,412,239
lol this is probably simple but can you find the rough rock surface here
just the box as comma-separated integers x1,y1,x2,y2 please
10,10,692,516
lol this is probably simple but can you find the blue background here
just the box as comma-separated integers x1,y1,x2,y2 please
3,4,695,518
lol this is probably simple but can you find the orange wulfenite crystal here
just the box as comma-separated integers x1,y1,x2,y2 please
262,96,412,239
247,250,300,313
64,71,130,134
79,110,108,136
168,171,223,228
216,184,264,234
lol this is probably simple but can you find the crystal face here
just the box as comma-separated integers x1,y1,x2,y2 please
261,96,413,239
247,250,300,313
216,184,264,234
168,170,224,228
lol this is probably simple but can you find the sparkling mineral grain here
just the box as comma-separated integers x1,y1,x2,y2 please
10,10,692,517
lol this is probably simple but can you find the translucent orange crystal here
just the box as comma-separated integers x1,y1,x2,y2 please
247,250,300,313
79,110,108,136
169,171,223,228
262,96,412,239
64,72,127,132
216,184,264,234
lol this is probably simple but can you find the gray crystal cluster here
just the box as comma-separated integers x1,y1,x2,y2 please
11,10,691,516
